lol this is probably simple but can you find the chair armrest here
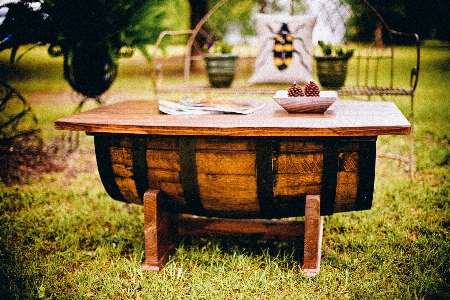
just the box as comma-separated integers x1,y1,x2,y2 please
390,30,420,92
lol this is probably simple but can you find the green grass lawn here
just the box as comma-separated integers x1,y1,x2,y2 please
0,43,449,299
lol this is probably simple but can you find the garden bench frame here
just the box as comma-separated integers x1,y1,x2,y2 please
151,0,419,177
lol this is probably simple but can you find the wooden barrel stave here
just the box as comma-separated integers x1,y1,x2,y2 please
195,139,259,216
145,137,186,209
109,139,141,204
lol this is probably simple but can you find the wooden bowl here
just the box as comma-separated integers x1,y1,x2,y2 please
273,90,337,113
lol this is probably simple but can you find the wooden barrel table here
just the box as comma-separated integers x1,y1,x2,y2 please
55,99,410,275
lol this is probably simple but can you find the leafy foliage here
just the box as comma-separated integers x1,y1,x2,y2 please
317,40,354,58
345,0,450,42
46,0,182,60
0,0,188,62
204,0,308,41
203,40,234,54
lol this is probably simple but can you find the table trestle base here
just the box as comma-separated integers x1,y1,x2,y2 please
141,189,323,276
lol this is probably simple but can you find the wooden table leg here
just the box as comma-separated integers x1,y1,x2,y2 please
141,189,176,271
140,190,324,274
302,195,323,277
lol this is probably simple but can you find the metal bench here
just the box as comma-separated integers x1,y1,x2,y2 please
151,0,419,177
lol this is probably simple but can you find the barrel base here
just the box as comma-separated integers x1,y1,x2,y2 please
141,189,323,276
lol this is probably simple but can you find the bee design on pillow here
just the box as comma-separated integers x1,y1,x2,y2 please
249,14,316,84
269,23,310,71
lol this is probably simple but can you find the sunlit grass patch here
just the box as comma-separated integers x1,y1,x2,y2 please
1,43,449,299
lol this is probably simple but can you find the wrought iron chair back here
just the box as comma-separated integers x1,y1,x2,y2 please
151,0,419,177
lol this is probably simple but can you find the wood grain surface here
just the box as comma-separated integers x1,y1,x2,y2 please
55,99,410,137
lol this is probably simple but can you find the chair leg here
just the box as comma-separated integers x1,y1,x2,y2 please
141,189,176,271
409,94,415,179
302,195,323,276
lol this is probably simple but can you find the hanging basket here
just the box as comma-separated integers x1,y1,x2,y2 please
64,43,118,98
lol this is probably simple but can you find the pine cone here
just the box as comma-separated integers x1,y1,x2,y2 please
287,82,304,97
304,81,320,97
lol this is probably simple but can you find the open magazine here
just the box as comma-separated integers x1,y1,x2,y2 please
159,96,265,115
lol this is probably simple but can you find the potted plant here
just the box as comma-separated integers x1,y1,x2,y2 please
314,41,354,89
203,41,238,88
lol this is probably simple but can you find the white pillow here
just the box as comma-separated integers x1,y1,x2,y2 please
249,14,317,84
